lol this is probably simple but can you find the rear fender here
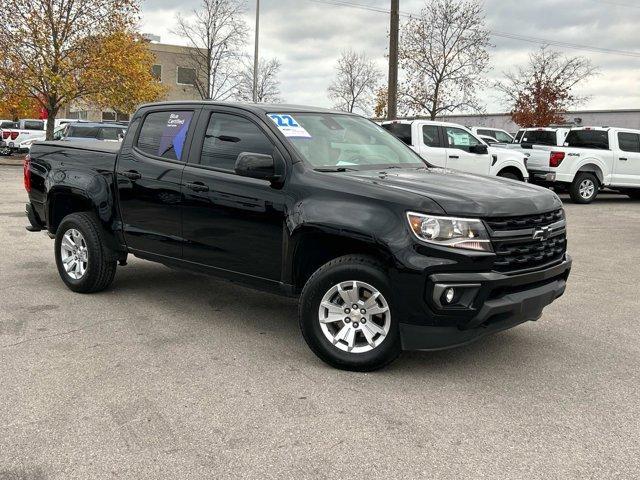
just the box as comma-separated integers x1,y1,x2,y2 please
46,172,123,252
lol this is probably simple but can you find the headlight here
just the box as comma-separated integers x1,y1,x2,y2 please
406,212,492,252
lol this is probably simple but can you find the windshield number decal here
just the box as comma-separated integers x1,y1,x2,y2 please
268,114,312,138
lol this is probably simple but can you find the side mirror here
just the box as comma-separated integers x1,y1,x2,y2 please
234,152,281,182
469,144,488,154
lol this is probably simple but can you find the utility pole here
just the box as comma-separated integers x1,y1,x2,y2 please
387,0,399,120
253,0,260,102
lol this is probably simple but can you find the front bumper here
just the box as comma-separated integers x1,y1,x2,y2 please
398,255,572,351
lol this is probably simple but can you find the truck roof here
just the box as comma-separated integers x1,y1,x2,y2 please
381,119,467,129
138,101,348,116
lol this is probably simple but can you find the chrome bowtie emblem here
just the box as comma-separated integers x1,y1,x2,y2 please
532,226,551,241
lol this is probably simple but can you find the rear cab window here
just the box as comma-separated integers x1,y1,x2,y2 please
565,129,609,150
382,123,412,146
521,130,557,146
617,132,640,153
136,111,194,161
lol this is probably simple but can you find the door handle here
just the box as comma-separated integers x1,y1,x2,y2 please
121,170,142,180
448,155,459,159
185,182,209,192
619,157,628,161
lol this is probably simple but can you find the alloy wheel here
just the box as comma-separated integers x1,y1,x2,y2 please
579,179,595,199
318,280,391,353
60,228,89,279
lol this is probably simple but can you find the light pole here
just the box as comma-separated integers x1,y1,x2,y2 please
387,0,399,120
253,0,260,102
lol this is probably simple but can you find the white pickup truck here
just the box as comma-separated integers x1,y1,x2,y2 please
469,126,514,144
526,126,640,203
381,120,529,181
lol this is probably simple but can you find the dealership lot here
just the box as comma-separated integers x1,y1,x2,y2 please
1,164,639,479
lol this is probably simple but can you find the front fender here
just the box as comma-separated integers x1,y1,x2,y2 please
491,159,528,178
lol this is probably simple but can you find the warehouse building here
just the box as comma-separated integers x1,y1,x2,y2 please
438,109,640,134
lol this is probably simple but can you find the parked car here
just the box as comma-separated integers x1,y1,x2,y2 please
469,126,514,144
56,122,127,142
382,119,529,181
24,101,571,371
0,118,45,154
525,126,640,203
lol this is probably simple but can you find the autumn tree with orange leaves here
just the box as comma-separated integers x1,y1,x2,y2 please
496,47,598,127
0,0,166,139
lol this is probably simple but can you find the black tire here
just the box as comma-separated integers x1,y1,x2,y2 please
299,255,401,371
498,170,521,181
54,212,117,293
569,172,599,204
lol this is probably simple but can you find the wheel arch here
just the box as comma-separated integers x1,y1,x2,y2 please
573,160,606,185
496,164,526,181
286,226,395,294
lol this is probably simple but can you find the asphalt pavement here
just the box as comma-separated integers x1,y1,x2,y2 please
1,164,638,479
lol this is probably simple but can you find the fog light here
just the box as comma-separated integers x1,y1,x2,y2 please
444,288,455,304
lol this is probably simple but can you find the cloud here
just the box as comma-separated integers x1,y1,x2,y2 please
140,0,640,112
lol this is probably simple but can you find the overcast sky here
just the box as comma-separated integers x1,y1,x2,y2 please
139,0,640,113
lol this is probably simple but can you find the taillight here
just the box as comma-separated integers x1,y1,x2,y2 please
23,154,31,192
2,131,9,139
10,131,19,140
549,151,565,168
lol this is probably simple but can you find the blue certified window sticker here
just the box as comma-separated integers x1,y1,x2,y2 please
268,114,312,139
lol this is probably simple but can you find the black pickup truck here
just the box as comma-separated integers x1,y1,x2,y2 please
24,101,572,370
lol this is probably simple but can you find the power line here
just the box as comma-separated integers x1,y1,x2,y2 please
307,0,640,58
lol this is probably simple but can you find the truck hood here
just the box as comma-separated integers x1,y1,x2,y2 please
342,167,562,217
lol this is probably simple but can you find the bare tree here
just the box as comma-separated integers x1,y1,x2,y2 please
235,58,283,103
399,0,491,120
495,46,598,127
327,50,381,114
173,0,248,100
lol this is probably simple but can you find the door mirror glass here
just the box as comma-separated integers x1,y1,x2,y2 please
235,152,278,181
469,144,488,154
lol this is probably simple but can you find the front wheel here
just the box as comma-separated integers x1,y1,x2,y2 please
54,212,117,293
299,255,401,371
569,172,599,204
497,170,521,181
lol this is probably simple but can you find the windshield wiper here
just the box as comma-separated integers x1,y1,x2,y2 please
314,167,357,172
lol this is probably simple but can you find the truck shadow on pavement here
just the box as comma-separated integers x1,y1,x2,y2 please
112,260,539,374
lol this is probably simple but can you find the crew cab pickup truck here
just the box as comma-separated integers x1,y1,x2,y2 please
382,120,529,181
526,126,640,203
24,101,572,371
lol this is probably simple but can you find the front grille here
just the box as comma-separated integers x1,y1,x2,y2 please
486,209,567,273
485,209,564,232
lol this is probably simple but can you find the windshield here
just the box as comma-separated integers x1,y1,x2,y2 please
268,113,425,170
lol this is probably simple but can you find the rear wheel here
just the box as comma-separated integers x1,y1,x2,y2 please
299,255,401,371
54,212,117,293
569,172,599,204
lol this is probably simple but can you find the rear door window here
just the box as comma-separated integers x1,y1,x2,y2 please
521,130,557,146
565,130,609,150
617,132,640,153
382,123,412,146
422,125,441,147
136,111,194,161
